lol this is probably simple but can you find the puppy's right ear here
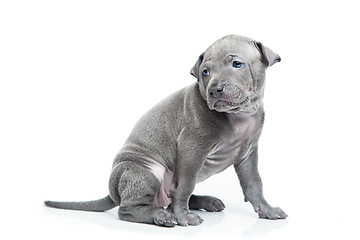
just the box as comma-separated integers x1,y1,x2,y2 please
190,53,204,80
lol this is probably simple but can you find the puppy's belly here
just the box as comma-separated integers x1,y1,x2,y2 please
144,161,173,208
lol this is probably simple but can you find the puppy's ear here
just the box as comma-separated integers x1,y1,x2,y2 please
190,53,204,79
253,41,281,67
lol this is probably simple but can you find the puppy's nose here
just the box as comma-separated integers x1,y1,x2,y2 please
208,84,224,98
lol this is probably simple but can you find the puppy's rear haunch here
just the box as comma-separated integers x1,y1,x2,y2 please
45,35,287,226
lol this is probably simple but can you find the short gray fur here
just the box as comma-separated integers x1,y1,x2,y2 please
45,35,287,226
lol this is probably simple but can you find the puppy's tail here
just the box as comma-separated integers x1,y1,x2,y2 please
44,195,117,212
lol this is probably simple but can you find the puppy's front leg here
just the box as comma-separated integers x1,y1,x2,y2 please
170,132,207,226
234,146,287,220
170,171,204,226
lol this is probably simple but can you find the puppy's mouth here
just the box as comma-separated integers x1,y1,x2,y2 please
210,96,250,112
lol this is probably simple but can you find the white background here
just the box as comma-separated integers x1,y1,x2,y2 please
1,0,359,239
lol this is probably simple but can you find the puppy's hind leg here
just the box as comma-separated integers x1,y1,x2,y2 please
116,162,175,227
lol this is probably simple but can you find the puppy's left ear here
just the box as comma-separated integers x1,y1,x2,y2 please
253,41,281,67
190,53,204,80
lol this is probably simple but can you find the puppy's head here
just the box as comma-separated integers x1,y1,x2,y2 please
191,35,280,114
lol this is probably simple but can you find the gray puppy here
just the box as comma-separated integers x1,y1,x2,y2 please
45,35,287,227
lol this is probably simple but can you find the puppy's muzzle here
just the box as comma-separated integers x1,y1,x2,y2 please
208,84,224,99
208,82,244,101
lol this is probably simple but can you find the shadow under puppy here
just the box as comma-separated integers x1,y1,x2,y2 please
45,35,287,227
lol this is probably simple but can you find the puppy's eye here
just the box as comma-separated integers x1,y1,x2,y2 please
202,69,210,77
233,61,243,68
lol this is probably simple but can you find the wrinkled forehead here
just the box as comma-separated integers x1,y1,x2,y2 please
203,37,260,63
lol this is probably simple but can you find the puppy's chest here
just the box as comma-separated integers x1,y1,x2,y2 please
208,120,256,163
197,117,257,182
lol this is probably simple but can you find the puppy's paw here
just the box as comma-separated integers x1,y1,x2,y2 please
255,204,288,220
189,195,225,212
153,209,176,227
175,210,204,226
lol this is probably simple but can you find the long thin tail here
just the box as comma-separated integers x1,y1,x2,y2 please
44,195,117,212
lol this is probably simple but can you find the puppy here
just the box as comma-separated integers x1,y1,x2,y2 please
45,35,287,227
